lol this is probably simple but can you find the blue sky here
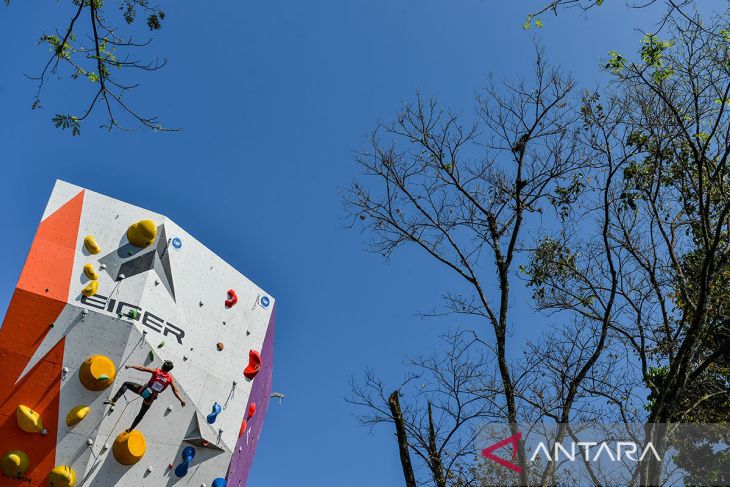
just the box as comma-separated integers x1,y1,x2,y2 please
0,1,725,485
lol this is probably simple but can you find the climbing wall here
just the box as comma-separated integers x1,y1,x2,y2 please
0,180,275,487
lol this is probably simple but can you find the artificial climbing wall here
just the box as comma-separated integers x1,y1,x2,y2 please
0,180,275,487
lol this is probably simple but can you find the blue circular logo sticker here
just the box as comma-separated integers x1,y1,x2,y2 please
171,237,182,250
260,296,270,308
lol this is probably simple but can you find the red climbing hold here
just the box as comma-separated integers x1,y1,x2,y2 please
225,289,238,308
243,350,261,380
247,403,256,419
238,419,247,438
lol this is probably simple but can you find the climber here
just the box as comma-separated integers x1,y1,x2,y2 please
105,360,186,430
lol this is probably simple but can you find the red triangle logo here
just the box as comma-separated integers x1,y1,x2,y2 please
481,431,523,473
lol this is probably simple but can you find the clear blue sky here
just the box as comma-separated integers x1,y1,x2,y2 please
0,1,724,485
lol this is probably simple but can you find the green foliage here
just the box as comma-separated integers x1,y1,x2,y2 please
547,172,586,221
524,236,577,301
52,114,81,135
605,50,625,74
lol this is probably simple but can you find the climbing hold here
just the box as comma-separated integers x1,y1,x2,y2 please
126,219,157,248
243,350,262,380
99,263,107,270
146,466,153,473
65,405,91,427
225,289,238,308
157,341,165,349
127,309,140,319
216,342,224,351
148,351,154,361
206,403,222,424
81,280,99,297
212,478,227,487
87,439,94,446
16,405,43,433
78,355,116,391
83,263,99,280
83,235,101,255
1,450,29,477
112,430,146,465
238,419,247,438
247,402,256,420
41,428,48,436
48,465,76,486
174,446,196,478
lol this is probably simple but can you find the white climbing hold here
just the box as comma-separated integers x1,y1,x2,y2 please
40,428,48,436
87,438,94,446
119,274,126,280
99,263,107,270
146,466,153,473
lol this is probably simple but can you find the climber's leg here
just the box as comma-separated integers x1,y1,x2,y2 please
129,399,152,430
106,382,142,405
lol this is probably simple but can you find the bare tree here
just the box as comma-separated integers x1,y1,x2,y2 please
348,10,730,486
346,47,590,484
349,331,505,487
523,12,730,484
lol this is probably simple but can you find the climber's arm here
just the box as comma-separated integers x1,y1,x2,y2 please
125,365,154,374
170,378,186,407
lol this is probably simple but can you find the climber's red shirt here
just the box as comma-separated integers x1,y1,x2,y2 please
147,368,172,394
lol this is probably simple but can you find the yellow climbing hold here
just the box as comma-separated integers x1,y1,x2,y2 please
83,263,99,280
1,450,29,477
16,405,43,433
65,405,90,427
126,219,157,248
112,429,146,465
81,280,99,297
83,235,101,255
78,355,116,391
48,465,76,487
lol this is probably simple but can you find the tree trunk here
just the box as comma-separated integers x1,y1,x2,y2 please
389,390,418,487
427,401,447,487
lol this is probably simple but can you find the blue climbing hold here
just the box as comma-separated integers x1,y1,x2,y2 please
212,478,227,487
207,402,222,424
174,446,196,478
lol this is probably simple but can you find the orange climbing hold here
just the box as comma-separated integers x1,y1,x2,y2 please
112,429,146,465
225,289,238,308
78,355,116,391
247,402,256,419
243,350,261,380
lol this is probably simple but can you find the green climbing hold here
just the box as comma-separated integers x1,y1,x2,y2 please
157,341,165,349
148,351,154,361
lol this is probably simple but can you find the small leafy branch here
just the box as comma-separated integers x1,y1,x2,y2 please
21,0,179,134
